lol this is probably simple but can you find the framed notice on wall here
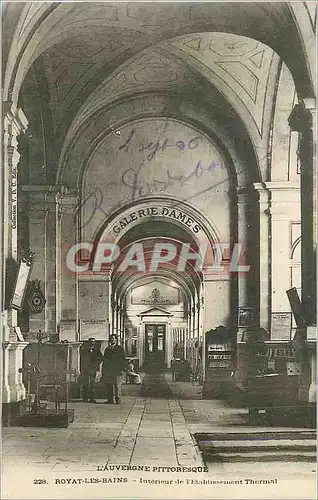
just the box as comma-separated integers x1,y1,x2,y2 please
9,255,33,311
80,319,108,341
271,312,292,340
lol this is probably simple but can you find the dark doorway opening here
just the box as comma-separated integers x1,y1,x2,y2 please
144,324,166,372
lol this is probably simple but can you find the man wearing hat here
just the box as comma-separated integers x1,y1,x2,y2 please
102,335,126,404
80,337,103,403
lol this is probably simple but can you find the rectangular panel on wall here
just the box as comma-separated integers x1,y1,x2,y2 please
78,281,109,321
80,319,108,340
131,282,180,305
271,312,292,340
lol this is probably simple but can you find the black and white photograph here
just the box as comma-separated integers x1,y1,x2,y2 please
1,1,317,499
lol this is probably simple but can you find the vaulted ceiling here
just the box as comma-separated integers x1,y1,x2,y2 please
10,2,314,186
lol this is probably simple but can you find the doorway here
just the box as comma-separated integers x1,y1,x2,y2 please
144,324,166,372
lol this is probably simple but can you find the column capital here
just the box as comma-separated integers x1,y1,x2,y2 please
3,102,28,133
263,181,300,192
302,98,316,112
253,182,271,206
57,189,79,219
22,185,77,216
288,101,313,134
236,185,256,204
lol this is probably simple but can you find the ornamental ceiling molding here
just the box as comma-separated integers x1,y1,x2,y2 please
4,2,314,104
114,267,196,304
72,46,198,133
163,33,278,138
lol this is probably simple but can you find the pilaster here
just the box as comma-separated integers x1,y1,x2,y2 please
267,182,300,316
2,103,28,341
253,183,271,331
236,187,258,337
288,100,316,325
58,191,79,341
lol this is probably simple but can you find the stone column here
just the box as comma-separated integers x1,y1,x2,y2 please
111,299,116,336
2,103,28,340
236,188,257,335
115,303,119,338
288,100,316,326
253,183,271,331
112,303,116,337
186,311,191,363
2,103,29,424
27,189,46,333
120,304,125,346
268,182,300,317
235,187,258,387
22,186,62,335
191,305,196,338
192,305,196,369
59,192,79,341
196,301,200,340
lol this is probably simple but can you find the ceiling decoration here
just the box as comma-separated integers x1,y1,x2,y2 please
77,47,196,126
5,1,314,112
48,31,276,147
41,29,136,134
17,3,45,40
304,1,317,30
15,3,302,187
165,33,275,135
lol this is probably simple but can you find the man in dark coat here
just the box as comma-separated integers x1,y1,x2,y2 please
80,337,103,403
102,334,126,404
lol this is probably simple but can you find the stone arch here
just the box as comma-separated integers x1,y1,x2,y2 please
3,2,315,106
94,197,222,251
58,93,255,190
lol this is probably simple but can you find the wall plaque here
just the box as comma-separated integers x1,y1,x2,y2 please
80,319,108,341
271,312,292,340
10,253,34,311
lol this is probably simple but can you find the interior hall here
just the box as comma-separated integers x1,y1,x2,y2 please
1,3,317,484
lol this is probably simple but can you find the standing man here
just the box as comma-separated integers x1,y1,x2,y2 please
102,335,126,404
80,337,103,403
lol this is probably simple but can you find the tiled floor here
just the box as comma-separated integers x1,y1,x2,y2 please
2,396,205,472
2,375,316,499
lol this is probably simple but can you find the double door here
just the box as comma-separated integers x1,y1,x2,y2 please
144,324,166,370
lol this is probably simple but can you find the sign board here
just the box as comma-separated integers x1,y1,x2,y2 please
271,312,292,340
80,319,108,340
10,257,33,311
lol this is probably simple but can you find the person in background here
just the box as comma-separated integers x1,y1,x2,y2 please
102,334,126,404
80,337,103,403
127,359,142,385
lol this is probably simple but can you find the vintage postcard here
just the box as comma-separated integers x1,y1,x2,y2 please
1,1,317,499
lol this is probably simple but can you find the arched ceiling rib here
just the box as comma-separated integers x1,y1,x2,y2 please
66,34,279,146
110,221,204,300
5,1,315,106
114,268,198,307
9,2,312,188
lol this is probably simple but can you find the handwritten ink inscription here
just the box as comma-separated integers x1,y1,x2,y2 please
77,128,227,229
119,128,204,161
